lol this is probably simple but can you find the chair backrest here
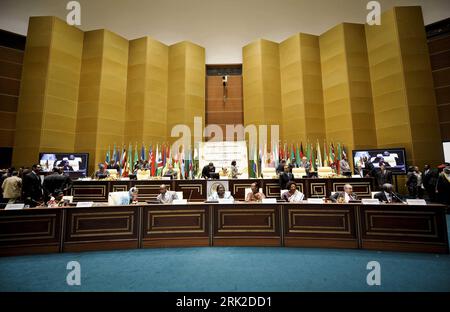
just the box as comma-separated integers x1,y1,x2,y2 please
176,191,184,200
107,169,118,179
261,168,276,179
292,167,306,178
317,167,333,178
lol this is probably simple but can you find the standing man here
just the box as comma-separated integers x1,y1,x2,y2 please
279,165,294,190
376,163,393,190
201,162,216,179
423,164,438,202
339,156,351,177
22,164,43,207
1,171,22,203
43,167,73,202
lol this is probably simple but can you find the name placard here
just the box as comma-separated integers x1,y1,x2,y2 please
362,199,380,205
307,198,324,204
406,199,427,206
172,199,188,205
218,198,234,204
76,202,94,207
5,203,25,210
261,198,277,204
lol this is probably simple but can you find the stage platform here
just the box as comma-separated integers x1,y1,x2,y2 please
0,202,448,256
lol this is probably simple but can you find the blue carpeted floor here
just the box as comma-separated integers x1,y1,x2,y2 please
1,215,450,292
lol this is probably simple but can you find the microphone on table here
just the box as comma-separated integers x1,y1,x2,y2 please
392,192,407,204
188,189,193,202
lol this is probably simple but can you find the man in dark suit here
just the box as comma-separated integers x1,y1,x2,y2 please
363,157,376,178
376,163,393,190
374,183,403,203
279,165,294,190
422,164,438,202
276,159,287,175
22,164,43,207
201,162,216,179
330,184,359,203
43,167,73,202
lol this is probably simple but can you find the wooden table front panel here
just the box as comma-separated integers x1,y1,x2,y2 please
63,206,139,252
0,208,62,256
284,203,358,249
213,204,281,246
142,204,209,247
359,204,449,253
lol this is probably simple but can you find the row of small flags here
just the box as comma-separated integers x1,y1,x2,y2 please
105,141,348,179
105,143,198,179
248,141,347,178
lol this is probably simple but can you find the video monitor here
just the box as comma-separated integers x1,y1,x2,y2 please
39,153,89,178
352,148,407,175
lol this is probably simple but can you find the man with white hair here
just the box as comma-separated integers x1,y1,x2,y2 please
330,184,359,203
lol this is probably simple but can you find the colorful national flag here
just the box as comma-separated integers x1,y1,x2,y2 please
316,141,322,168
105,146,110,166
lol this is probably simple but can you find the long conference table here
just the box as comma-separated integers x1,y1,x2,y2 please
0,201,448,257
69,177,375,202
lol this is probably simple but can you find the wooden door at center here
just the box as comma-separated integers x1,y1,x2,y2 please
205,74,243,141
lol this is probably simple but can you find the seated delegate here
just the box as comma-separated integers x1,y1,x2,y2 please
282,181,304,202
329,184,359,203
156,184,178,204
245,182,266,202
207,184,234,201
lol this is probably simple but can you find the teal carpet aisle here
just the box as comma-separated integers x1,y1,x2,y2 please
1,215,449,292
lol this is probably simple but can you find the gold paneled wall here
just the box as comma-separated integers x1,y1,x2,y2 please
12,7,444,170
243,6,442,166
243,39,282,146
13,16,83,166
125,37,169,144
167,41,205,146
75,30,129,174
343,24,377,150
319,23,377,154
366,7,442,168
279,33,325,144
13,16,204,171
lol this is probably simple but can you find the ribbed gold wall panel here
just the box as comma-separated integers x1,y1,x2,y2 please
279,33,325,144
167,41,205,145
320,23,376,155
125,37,168,144
366,7,442,167
75,30,128,173
243,39,282,146
12,16,83,167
